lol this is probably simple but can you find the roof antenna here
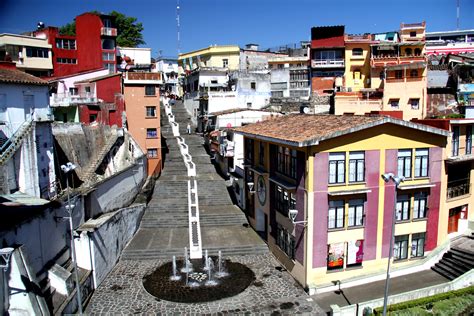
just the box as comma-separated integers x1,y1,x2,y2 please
456,0,460,30
177,0,181,56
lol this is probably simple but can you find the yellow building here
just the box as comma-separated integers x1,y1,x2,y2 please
235,114,449,293
177,45,240,74
334,22,428,121
0,33,53,77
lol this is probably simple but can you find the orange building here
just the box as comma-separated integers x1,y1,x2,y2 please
123,71,163,176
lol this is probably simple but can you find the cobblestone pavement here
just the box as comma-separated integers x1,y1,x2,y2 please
86,253,325,315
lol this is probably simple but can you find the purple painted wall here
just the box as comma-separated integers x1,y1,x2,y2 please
295,151,306,264
312,152,329,268
382,149,398,258
364,150,380,260
426,147,443,250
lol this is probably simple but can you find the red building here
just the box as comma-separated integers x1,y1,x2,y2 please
34,12,117,78
310,25,345,95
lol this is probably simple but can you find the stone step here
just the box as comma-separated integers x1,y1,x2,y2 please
121,244,269,260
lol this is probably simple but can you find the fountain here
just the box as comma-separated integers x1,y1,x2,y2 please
170,256,181,281
143,248,256,303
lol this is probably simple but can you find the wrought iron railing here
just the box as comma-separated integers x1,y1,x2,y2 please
447,178,470,199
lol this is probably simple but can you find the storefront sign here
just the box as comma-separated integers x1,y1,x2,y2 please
328,243,345,268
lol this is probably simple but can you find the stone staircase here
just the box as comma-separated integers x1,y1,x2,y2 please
120,101,268,261
0,119,34,165
431,236,474,280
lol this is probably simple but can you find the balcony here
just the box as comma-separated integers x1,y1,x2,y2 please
50,92,98,107
311,59,344,68
123,72,162,84
345,34,372,42
101,27,117,37
447,179,471,199
400,22,426,29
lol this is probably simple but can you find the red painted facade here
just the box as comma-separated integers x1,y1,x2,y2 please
35,13,116,78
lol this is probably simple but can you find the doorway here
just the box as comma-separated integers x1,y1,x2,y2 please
448,205,468,234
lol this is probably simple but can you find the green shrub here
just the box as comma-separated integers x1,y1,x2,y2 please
373,286,474,314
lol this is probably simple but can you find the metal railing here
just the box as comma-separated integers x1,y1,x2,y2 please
311,59,344,68
0,118,34,165
51,92,98,106
447,178,470,199
101,27,117,36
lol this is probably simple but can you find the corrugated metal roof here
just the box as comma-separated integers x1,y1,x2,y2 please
0,191,50,206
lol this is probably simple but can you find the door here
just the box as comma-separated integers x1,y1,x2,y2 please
256,209,267,241
23,94,34,120
448,207,462,234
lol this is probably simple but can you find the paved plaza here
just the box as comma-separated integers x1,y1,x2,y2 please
86,254,324,315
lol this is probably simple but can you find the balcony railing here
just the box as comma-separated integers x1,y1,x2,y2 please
124,72,162,83
50,92,98,107
371,55,426,67
345,34,372,41
101,27,117,37
400,22,426,29
447,178,471,199
311,59,344,68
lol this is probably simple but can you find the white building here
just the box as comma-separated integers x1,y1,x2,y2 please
426,29,474,55
0,66,56,198
156,57,179,95
117,47,151,65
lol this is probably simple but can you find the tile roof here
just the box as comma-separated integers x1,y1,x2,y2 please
234,114,449,147
0,68,48,85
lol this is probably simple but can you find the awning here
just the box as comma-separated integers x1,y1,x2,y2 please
398,183,435,190
269,176,297,190
328,188,371,196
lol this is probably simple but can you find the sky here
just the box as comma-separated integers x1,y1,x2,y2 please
1,0,473,59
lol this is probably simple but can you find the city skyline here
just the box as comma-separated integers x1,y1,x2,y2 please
0,0,473,58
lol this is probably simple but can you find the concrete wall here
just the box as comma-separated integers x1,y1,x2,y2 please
52,69,109,95
117,47,151,64
76,204,146,287
85,155,146,218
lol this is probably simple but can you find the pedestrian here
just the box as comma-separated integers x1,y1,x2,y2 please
186,122,191,135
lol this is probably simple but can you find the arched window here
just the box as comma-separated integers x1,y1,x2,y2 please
414,48,422,56
352,48,363,56
405,48,412,56
410,69,418,78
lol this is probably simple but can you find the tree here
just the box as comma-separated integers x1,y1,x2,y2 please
59,11,145,47
59,22,76,36
109,11,145,47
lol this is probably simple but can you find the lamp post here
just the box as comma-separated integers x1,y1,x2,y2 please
0,247,14,314
381,173,404,316
61,162,82,315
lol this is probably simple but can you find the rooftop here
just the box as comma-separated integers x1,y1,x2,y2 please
234,114,449,147
0,68,48,85
75,73,121,84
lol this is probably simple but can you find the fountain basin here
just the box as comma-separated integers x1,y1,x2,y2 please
143,258,255,303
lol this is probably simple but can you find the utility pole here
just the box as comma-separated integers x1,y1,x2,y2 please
457,0,460,30
177,0,181,55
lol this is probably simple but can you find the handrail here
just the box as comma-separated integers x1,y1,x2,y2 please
0,118,34,164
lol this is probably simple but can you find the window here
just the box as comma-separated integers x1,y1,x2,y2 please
57,58,77,64
414,148,428,177
410,69,418,78
147,148,158,158
413,192,427,219
258,142,265,166
0,94,6,122
250,82,256,90
26,47,48,58
145,85,156,96
414,48,422,56
89,114,97,123
69,87,78,96
379,71,385,80
390,99,400,108
411,233,425,257
349,151,364,183
272,91,284,98
405,48,412,56
101,39,115,50
397,149,412,178
394,235,409,260
410,31,416,37
247,102,252,108
102,52,115,61
329,152,345,184
276,146,297,179
222,59,228,68
276,224,295,259
328,200,344,229
146,128,157,138
273,184,295,217
85,86,91,93
102,18,112,28
466,126,472,155
410,98,420,109
245,138,254,163
278,64,284,69
103,63,115,72
146,106,156,117
395,70,403,79
352,48,363,56
396,194,410,221
348,199,364,227
452,126,460,156
56,39,76,50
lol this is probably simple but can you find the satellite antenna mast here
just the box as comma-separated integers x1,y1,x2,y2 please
177,0,181,55
457,0,460,30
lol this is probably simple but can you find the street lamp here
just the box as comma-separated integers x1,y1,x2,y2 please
381,172,404,316
61,162,82,315
1,247,14,313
